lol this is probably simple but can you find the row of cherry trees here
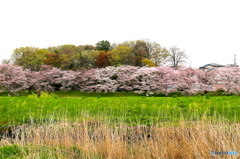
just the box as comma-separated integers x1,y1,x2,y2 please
1,64,240,95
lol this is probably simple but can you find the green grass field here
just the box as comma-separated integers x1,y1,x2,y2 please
1,95,240,126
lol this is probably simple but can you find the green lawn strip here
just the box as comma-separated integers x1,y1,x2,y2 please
0,91,147,97
0,90,229,98
54,91,147,97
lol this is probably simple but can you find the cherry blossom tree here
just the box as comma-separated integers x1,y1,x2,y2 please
0,64,28,93
153,66,177,94
37,65,77,91
1,64,240,95
76,66,119,93
128,66,157,94
115,65,139,92
175,67,201,94
209,67,240,94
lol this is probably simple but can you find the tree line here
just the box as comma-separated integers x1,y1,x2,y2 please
3,40,188,71
1,64,239,95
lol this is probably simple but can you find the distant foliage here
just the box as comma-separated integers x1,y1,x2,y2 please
9,39,177,70
11,47,47,71
1,64,240,95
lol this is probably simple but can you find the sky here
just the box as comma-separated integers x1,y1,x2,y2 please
0,0,239,68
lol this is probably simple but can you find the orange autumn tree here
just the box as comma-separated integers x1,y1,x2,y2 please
95,51,109,68
44,53,62,67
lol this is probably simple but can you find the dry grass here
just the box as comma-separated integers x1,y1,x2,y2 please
0,119,240,159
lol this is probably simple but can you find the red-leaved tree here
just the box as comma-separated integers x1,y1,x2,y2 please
95,51,109,68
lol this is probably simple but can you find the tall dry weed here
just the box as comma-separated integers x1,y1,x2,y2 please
0,120,239,159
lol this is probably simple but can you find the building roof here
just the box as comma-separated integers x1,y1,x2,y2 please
225,64,239,67
199,63,224,69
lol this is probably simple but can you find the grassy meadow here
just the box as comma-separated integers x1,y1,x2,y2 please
0,92,240,158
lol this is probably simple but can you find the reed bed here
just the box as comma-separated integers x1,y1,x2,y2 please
1,118,239,159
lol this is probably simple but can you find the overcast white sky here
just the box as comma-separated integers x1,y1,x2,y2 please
0,0,239,68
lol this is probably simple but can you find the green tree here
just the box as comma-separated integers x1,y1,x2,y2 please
75,45,96,52
74,45,97,69
75,50,99,69
96,40,111,52
52,44,98,70
141,58,156,67
57,45,80,70
108,45,133,66
11,47,47,71
47,46,61,54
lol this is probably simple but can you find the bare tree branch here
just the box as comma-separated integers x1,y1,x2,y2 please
167,46,188,68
